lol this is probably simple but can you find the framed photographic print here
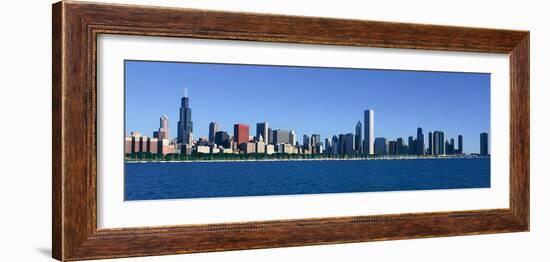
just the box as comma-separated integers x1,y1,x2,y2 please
52,1,529,261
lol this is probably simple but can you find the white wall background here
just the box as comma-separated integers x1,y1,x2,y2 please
0,0,547,261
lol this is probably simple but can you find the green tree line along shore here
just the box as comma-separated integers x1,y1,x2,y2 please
125,152,479,162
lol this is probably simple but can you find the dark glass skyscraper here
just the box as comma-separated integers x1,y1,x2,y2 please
480,132,489,156
355,121,362,154
214,131,230,148
325,138,332,153
428,131,434,155
433,131,445,155
177,94,193,145
396,137,405,155
445,140,451,155
339,133,355,155
303,134,310,148
408,136,415,155
311,134,321,146
389,141,397,155
458,135,463,154
416,127,425,155
267,128,273,144
331,135,339,154
256,122,269,143
374,137,389,155
209,122,218,143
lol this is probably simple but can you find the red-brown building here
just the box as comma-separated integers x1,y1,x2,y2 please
233,124,249,146
124,137,132,154
153,115,170,140
130,132,142,153
158,138,171,155
148,137,158,154
139,136,148,153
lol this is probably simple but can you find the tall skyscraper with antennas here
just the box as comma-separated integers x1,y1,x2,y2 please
177,89,193,145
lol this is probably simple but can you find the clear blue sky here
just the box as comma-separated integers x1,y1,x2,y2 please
125,60,490,154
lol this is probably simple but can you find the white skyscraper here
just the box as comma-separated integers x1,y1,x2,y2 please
364,109,374,155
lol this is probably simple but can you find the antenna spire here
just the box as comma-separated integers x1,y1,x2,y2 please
183,87,188,97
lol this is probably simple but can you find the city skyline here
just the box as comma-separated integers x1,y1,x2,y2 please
125,60,490,154
125,92,484,157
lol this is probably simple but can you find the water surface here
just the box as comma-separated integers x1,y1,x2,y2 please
125,158,490,201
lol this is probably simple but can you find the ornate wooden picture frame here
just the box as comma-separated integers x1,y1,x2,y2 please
52,1,529,261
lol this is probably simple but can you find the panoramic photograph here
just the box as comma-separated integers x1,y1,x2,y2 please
124,60,491,201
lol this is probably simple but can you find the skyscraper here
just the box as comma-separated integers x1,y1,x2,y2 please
267,128,273,144
256,122,269,143
273,129,291,144
208,122,218,143
480,132,489,156
416,127,425,155
355,121,362,154
153,115,170,140
325,138,332,153
311,134,321,146
458,135,463,154
428,131,434,155
125,136,132,154
364,109,374,155
214,131,230,148
374,137,388,155
303,134,310,148
331,135,339,154
450,138,455,155
311,134,322,154
290,130,297,145
396,137,405,155
389,140,397,155
130,131,141,153
339,133,355,154
433,131,445,155
177,92,193,145
445,140,451,155
408,136,415,155
233,124,249,146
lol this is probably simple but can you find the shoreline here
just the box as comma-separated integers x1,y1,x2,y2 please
125,155,489,164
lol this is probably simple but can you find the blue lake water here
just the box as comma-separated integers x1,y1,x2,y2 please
124,158,490,201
